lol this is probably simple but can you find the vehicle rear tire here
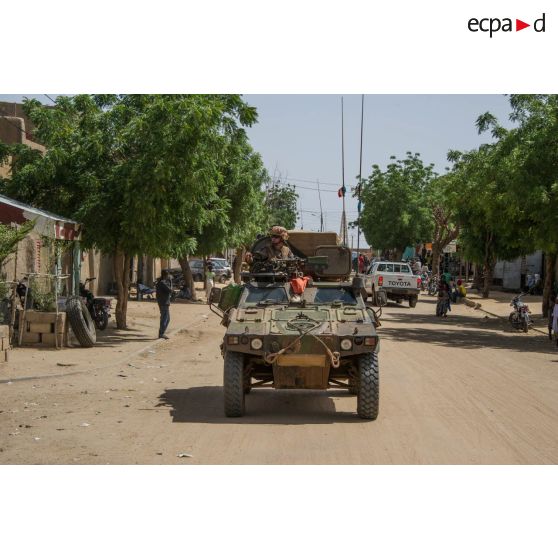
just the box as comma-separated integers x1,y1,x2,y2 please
224,351,245,417
66,296,96,347
409,296,418,308
193,273,203,282
357,352,379,420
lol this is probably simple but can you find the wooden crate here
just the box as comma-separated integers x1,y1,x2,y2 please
29,322,55,334
19,311,68,348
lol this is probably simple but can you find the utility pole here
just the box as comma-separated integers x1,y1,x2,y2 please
357,94,364,273
339,96,348,246
317,179,324,232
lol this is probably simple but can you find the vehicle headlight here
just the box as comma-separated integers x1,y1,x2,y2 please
250,338,263,350
340,339,353,351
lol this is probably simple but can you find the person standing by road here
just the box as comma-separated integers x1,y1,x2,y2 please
358,253,365,273
156,269,172,339
205,263,216,301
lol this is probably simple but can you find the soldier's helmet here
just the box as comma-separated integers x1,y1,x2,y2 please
269,225,289,240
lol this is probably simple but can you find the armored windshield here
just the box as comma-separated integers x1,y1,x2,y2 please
311,287,357,304
244,285,289,304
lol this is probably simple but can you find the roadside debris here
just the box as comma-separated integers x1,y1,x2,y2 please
57,362,76,367
80,422,91,427
177,452,193,458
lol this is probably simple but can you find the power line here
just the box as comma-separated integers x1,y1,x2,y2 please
44,94,57,104
269,173,357,189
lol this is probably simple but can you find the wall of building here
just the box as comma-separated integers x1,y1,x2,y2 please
493,251,543,290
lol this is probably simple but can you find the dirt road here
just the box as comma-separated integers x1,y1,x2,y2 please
1,295,557,464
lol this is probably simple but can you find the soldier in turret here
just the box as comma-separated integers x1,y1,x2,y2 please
257,226,294,261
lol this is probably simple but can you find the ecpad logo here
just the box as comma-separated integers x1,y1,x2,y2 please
468,13,546,37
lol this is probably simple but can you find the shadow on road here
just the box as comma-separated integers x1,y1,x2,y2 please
380,303,557,354
157,387,365,425
94,327,153,347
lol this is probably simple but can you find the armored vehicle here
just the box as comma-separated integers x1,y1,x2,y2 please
209,231,381,420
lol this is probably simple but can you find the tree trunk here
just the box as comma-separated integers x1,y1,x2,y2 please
542,252,556,318
233,247,245,284
481,231,494,299
113,249,131,329
431,243,441,276
179,256,197,302
482,262,494,299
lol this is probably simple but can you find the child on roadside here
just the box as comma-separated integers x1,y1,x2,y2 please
205,263,216,301
456,279,467,301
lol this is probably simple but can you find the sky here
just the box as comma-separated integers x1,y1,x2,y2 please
1,94,513,247
243,94,513,245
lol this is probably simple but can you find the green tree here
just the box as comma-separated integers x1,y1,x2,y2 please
1,94,264,326
176,134,268,295
359,153,435,259
476,95,558,314
265,182,299,230
448,137,535,298
424,173,460,276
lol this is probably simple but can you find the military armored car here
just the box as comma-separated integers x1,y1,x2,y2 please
209,231,381,420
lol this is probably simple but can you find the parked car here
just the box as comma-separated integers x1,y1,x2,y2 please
189,260,205,282
210,259,232,282
185,259,232,283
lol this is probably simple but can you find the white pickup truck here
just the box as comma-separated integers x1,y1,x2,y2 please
364,261,421,307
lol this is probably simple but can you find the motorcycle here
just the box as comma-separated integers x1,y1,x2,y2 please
79,277,111,330
420,271,430,292
509,293,532,333
427,274,439,296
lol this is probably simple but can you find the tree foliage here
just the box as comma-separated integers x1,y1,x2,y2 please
359,153,435,257
264,182,299,230
468,95,558,307
0,221,34,269
0,94,267,325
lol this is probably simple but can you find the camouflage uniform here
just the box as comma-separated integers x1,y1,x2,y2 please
257,226,293,261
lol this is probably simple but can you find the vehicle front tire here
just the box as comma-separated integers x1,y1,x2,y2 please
357,352,379,420
224,351,245,417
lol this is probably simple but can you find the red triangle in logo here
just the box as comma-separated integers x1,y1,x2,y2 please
516,19,530,31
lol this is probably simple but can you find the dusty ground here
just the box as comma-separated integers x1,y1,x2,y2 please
1,291,557,464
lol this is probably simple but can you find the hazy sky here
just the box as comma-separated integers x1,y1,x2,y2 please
1,94,513,246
